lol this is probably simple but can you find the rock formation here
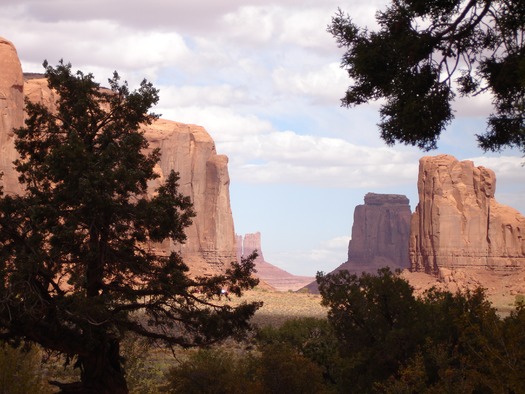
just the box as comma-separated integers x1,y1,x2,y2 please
242,232,265,263
0,37,236,276
410,154,525,275
237,232,314,291
302,193,411,293
336,193,412,274
0,38,24,195
141,119,237,274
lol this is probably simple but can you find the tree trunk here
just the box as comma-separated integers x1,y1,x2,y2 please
51,338,128,394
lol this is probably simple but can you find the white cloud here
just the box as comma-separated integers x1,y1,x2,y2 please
220,130,419,187
278,7,335,50
3,17,191,90
157,105,275,141
158,84,250,107
467,155,525,184
273,62,347,104
221,6,278,44
268,235,350,276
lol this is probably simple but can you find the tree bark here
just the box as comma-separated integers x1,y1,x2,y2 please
51,337,128,394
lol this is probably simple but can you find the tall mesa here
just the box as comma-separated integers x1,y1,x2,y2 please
0,37,236,275
410,154,525,274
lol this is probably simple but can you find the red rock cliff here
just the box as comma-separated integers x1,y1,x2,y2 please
0,37,236,276
344,192,412,273
410,155,525,274
0,38,24,195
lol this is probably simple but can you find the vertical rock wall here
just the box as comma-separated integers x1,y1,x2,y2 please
0,38,24,195
1,36,237,276
143,120,237,274
409,155,525,274
345,193,412,273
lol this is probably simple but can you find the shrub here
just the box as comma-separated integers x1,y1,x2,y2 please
0,343,51,394
254,343,330,394
164,348,252,394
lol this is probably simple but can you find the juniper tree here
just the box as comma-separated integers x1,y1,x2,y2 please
330,0,525,152
0,61,260,394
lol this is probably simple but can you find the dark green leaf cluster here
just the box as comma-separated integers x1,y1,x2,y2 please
317,268,525,393
0,61,260,393
330,0,525,152
165,344,329,394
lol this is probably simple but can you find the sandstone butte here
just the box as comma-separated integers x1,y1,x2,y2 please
346,192,411,273
410,154,525,274
302,192,412,293
405,154,525,306
0,37,236,276
236,232,314,291
305,158,525,306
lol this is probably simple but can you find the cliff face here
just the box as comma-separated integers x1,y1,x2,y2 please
141,120,237,274
0,38,24,195
302,192,411,293
344,193,411,273
0,37,236,275
409,155,525,274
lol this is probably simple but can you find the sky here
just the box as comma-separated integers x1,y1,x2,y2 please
2,0,525,276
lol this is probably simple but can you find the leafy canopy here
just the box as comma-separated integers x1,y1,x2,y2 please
317,268,525,392
0,61,260,393
329,0,525,151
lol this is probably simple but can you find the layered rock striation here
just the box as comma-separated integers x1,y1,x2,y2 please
410,155,525,274
344,193,412,273
142,120,237,273
0,37,236,275
0,38,24,195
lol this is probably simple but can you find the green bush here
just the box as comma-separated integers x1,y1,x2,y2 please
257,317,340,385
254,343,329,394
164,343,332,394
164,348,252,394
0,343,51,394
121,334,168,394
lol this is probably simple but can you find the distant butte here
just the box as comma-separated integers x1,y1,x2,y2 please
236,232,314,291
303,192,411,293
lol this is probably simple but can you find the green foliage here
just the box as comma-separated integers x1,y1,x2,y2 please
0,343,51,394
0,61,260,393
317,268,424,391
121,334,167,394
257,317,340,386
330,0,525,152
164,348,253,394
255,344,328,394
165,346,329,394
317,268,525,393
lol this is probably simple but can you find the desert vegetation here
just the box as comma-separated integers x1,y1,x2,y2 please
2,270,525,393
0,61,260,393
